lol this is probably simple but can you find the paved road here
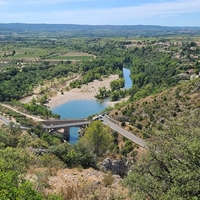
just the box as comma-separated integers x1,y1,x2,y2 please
102,115,147,148
0,103,146,148
43,121,90,129
0,115,10,125
0,103,43,122
0,115,30,130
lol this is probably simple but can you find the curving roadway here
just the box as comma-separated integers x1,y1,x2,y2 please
102,115,147,148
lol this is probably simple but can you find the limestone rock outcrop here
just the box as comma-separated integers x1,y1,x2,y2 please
99,157,129,176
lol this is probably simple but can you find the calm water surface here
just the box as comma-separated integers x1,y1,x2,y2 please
123,68,132,89
52,68,132,144
52,99,107,144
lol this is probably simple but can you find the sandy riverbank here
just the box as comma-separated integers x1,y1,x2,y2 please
46,74,119,109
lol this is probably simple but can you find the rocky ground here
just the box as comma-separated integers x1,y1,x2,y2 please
28,167,130,200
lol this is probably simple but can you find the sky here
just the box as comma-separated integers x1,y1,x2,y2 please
0,0,200,26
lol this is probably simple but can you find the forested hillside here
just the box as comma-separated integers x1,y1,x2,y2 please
109,78,200,139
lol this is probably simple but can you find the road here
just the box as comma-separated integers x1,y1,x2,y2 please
43,121,90,129
0,115,10,125
0,103,43,122
0,115,30,130
0,103,146,148
102,115,147,148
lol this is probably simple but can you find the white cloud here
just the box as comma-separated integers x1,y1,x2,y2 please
18,0,93,4
87,0,200,20
42,0,200,24
0,0,93,6
0,0,200,24
0,0,7,5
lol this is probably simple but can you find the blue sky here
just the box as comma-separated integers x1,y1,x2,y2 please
0,0,200,26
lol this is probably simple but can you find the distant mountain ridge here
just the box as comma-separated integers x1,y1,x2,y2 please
0,23,200,37
0,23,199,30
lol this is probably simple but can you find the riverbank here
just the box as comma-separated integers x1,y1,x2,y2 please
46,74,119,109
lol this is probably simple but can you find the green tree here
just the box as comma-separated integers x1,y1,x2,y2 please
123,115,200,200
110,91,120,101
95,86,109,99
0,147,32,174
65,149,79,168
0,171,44,200
80,121,113,156
74,141,96,168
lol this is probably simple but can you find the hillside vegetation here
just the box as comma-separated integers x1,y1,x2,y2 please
123,112,200,199
109,78,200,139
0,25,200,199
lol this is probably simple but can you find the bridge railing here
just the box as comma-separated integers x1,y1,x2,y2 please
42,118,88,126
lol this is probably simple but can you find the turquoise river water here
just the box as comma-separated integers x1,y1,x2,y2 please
52,68,132,144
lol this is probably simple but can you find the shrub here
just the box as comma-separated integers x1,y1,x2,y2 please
121,121,126,127
102,171,114,187
136,123,143,130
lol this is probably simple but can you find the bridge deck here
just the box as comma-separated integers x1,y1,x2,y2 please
42,118,88,126
43,121,90,129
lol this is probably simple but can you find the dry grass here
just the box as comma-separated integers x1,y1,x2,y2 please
43,168,130,200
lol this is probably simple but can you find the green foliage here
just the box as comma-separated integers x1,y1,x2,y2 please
121,121,126,127
44,194,63,200
0,171,44,200
128,46,178,100
48,143,70,160
38,153,65,169
70,58,123,89
110,78,125,91
0,132,43,199
29,138,49,148
2,27,200,200
80,120,113,156
23,103,60,119
136,123,143,130
123,114,200,200
0,105,35,127
0,123,22,148
95,86,110,99
48,142,96,169
120,140,134,157
0,147,32,174
64,149,79,168
40,133,61,146
73,141,96,168
110,91,120,101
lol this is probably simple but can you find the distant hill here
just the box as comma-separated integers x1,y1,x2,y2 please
0,23,200,37
0,23,166,31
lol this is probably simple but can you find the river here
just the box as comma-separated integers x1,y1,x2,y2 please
52,68,132,144
123,68,132,89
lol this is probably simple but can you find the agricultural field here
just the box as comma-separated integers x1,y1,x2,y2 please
46,52,94,61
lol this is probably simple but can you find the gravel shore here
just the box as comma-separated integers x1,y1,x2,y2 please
46,74,119,109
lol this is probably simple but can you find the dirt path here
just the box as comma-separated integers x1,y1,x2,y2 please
20,75,81,104
0,103,43,122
